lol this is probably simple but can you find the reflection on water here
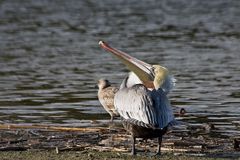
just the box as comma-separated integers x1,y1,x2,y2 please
0,0,239,138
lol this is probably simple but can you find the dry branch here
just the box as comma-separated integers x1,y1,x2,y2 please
0,124,108,133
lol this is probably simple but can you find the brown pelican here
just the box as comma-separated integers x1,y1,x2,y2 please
99,41,176,155
97,79,119,122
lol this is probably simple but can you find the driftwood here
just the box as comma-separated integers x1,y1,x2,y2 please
0,124,108,133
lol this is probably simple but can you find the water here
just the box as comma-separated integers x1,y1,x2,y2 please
0,0,239,138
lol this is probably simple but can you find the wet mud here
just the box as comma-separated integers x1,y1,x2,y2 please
0,121,239,159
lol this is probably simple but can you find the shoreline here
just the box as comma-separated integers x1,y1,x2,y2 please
0,124,239,159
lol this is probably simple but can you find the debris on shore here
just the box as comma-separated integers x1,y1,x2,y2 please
0,123,239,159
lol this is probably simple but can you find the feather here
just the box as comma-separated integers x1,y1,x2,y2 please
114,82,174,129
161,75,176,94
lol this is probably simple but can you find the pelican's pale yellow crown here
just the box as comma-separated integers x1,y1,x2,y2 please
152,65,169,90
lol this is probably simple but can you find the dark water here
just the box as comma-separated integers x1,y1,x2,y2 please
0,0,239,138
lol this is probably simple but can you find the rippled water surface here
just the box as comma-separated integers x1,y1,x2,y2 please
0,0,239,138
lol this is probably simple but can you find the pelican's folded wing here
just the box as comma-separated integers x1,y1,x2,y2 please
114,84,158,127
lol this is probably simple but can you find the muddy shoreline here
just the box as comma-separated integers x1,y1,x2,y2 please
0,122,239,159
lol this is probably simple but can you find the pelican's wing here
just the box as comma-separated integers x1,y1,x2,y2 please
115,84,175,129
114,84,158,127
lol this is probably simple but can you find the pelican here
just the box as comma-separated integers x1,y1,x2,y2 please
99,41,176,155
97,79,119,122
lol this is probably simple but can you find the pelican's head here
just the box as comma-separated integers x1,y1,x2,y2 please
99,41,175,92
152,65,169,90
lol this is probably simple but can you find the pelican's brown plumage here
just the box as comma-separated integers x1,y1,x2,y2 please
97,79,119,122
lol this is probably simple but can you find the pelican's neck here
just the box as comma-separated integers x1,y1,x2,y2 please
120,76,129,89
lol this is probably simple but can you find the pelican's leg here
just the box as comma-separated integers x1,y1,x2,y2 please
156,136,162,156
131,136,136,155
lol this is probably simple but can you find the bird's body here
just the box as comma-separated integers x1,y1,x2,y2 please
115,76,175,155
97,79,119,122
99,41,177,155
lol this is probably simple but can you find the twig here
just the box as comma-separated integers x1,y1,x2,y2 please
0,124,108,133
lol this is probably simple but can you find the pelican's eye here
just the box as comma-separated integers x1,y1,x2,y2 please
151,68,156,76
152,65,159,74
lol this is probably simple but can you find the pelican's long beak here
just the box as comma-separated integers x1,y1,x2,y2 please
99,41,155,88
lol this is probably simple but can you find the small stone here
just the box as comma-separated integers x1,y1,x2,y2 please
55,147,59,154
